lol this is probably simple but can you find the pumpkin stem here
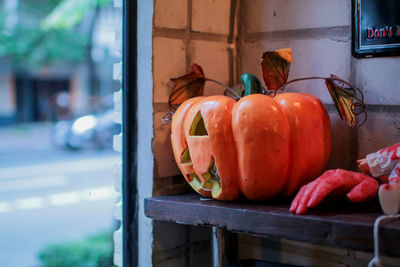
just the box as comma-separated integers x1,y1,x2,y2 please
241,73,263,96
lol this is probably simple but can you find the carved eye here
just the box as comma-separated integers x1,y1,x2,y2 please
189,111,208,136
187,112,221,193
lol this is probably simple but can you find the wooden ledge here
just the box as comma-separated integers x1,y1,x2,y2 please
144,193,400,257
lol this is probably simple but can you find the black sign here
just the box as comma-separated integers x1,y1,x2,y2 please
352,0,400,58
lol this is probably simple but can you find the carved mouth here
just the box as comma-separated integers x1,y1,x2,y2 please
180,148,192,164
186,111,221,195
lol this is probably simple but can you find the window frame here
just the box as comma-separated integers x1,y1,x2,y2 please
122,0,138,266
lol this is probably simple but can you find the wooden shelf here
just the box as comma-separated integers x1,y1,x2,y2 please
145,193,400,257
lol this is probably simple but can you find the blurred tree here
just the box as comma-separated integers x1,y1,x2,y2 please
38,231,116,267
0,0,110,71
42,0,110,30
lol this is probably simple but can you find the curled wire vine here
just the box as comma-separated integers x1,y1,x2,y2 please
198,184,214,192
161,111,174,125
271,75,367,127
327,75,367,127
163,74,367,128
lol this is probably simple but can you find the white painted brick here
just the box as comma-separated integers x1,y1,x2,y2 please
358,110,400,158
153,112,180,177
154,0,187,29
242,0,350,33
354,57,400,105
153,37,186,103
114,14,122,30
113,38,122,55
192,40,229,96
113,111,122,124
113,133,122,153
113,89,122,112
113,227,123,267
114,15,122,41
112,3,122,267
114,27,122,46
113,62,122,82
114,162,122,192
192,0,231,35
114,200,122,221
240,39,351,104
114,0,122,8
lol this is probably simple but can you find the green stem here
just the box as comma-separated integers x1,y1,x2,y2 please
241,73,263,96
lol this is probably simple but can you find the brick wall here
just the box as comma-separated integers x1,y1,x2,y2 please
151,0,232,266
150,0,400,266
239,0,399,170
152,0,236,193
237,0,400,265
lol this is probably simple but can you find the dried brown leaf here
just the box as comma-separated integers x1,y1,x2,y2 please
325,75,366,127
261,48,292,91
169,64,205,110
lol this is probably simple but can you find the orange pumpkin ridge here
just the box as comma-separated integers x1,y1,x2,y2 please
232,94,291,201
275,93,331,197
300,93,332,170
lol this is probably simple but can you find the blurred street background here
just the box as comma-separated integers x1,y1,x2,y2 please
0,0,121,266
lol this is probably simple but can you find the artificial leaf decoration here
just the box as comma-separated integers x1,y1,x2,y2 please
261,48,292,91
325,74,366,127
169,63,206,110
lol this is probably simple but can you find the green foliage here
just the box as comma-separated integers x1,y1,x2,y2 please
42,0,110,30
0,25,88,69
0,0,110,70
38,231,116,267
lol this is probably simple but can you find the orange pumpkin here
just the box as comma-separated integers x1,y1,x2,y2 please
183,95,240,201
171,96,212,197
171,76,331,201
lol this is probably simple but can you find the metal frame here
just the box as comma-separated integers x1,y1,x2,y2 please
352,0,400,58
122,0,138,266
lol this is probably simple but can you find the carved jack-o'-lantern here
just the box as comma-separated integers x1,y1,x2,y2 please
170,49,332,201
171,89,331,201
185,96,240,201
171,95,240,201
